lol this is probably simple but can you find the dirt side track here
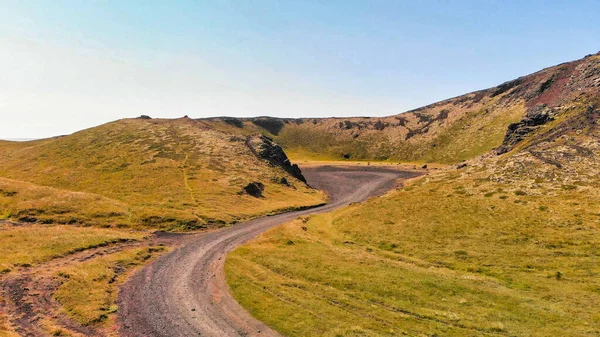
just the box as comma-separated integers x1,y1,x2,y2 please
118,165,421,337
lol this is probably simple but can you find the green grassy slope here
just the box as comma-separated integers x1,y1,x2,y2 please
0,117,325,229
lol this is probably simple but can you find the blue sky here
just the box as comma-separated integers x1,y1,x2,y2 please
1,0,599,139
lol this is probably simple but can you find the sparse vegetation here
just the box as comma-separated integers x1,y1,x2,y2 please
0,223,160,336
0,314,17,337
54,246,165,326
0,225,145,272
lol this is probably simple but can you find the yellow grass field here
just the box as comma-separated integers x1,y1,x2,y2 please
226,169,600,336
0,225,146,273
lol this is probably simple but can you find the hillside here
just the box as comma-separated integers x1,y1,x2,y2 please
226,53,600,336
0,117,325,229
205,52,600,164
3,51,599,337
1,116,329,334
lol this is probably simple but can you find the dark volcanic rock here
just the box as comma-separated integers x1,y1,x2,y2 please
246,135,307,183
374,120,386,131
251,118,285,135
339,120,355,130
222,117,244,128
496,105,555,154
18,216,37,223
243,182,265,197
490,78,524,97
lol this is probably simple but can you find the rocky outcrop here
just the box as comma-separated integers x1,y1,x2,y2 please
222,117,244,128
490,78,524,97
251,118,285,135
243,182,265,197
496,105,555,154
246,135,307,183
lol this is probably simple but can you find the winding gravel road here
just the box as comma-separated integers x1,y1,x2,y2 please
118,165,420,337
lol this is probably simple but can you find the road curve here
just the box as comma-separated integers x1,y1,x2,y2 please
118,165,421,337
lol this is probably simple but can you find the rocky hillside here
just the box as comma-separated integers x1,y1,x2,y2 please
469,53,600,189
203,52,600,164
0,117,325,229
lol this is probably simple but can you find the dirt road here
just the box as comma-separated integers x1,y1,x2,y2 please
118,165,421,337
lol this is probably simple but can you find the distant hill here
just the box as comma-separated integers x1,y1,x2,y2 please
0,117,325,229
203,52,600,164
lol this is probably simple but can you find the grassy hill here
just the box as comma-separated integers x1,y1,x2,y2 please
3,50,599,337
0,117,326,335
0,117,325,230
206,53,600,164
226,53,600,336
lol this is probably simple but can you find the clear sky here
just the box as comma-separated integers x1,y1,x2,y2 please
1,0,599,139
